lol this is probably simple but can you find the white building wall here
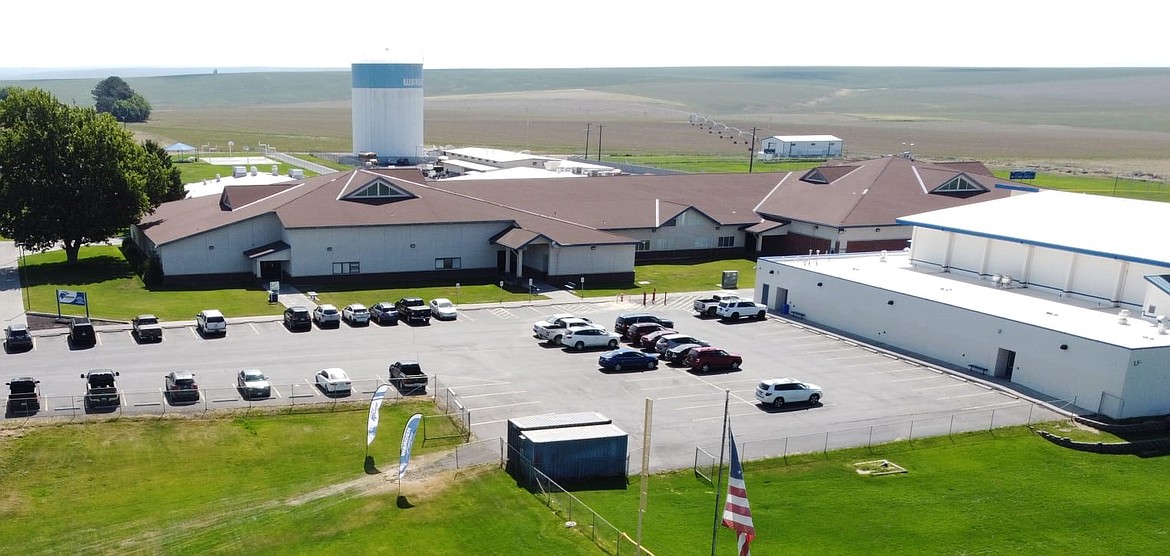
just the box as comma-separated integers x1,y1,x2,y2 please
1026,247,1074,294
909,228,949,266
1120,348,1170,418
756,257,1167,418
284,222,506,277
948,234,988,276
549,244,634,276
1069,255,1124,305
985,240,1029,278
1143,287,1170,317
159,214,283,276
619,209,739,253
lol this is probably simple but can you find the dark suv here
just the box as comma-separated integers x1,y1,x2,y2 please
69,318,97,347
283,306,312,331
614,313,675,338
164,371,201,403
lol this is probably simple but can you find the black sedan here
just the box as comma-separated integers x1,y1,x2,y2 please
598,348,659,372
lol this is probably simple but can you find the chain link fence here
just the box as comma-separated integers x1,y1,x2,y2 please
507,443,654,556
694,402,1063,481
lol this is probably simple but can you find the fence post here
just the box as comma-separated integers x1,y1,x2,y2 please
989,408,996,431
909,420,915,444
949,414,954,436
1027,403,1034,425
867,425,873,449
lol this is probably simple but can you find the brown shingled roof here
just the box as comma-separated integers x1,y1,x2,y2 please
754,156,1018,228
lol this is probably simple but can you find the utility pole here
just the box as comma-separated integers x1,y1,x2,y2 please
748,126,758,174
584,123,591,159
596,124,603,162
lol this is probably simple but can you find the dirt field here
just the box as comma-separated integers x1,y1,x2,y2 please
131,73,1170,179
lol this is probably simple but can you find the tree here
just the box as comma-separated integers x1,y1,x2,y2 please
92,76,151,122
141,140,186,204
0,87,172,264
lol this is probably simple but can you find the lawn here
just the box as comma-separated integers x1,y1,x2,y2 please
579,258,757,299
0,404,598,555
992,170,1170,202
575,426,1170,555
174,158,317,184
20,244,756,320
20,246,282,321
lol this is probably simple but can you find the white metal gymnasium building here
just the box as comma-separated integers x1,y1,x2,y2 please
754,190,1170,418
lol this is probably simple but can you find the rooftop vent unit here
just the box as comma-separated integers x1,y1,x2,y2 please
1118,309,1131,325
1158,315,1166,335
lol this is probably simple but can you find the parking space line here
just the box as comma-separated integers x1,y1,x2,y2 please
941,391,1000,400
249,323,260,335
822,353,886,361
270,385,283,399
914,383,972,391
466,401,540,411
962,400,1024,410
656,393,710,401
692,409,764,422
892,375,945,383
458,390,527,399
444,380,512,388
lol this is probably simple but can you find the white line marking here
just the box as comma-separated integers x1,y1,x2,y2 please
914,383,971,391
466,401,541,411
458,390,527,399
892,375,943,383
656,393,710,401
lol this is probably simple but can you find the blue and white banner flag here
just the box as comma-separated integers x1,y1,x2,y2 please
398,413,423,480
366,385,390,447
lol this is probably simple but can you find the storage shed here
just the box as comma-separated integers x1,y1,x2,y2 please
513,423,628,485
759,135,843,159
506,412,612,473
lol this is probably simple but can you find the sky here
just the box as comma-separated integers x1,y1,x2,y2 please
3,1,1168,73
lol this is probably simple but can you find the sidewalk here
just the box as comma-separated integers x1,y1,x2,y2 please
0,240,27,327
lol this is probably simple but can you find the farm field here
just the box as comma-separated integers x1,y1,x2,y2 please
6,67,1170,179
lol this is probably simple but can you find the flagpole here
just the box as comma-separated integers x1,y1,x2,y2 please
710,389,730,556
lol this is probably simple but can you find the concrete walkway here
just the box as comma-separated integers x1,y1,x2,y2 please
1,240,27,328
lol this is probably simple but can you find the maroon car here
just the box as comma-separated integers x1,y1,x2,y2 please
684,346,743,372
638,328,677,350
626,322,668,345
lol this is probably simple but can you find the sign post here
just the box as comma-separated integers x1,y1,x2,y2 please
56,289,89,318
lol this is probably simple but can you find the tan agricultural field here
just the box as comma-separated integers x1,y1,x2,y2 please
18,67,1160,178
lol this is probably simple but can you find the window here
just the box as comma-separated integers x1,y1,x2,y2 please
332,262,360,274
717,235,735,248
661,217,677,227
435,257,461,270
801,169,830,184
346,179,413,200
931,175,987,196
635,240,651,251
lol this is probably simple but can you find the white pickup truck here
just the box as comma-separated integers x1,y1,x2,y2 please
693,293,741,318
715,299,768,321
533,314,593,344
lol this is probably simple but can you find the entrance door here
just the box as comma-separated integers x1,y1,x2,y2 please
260,261,282,280
773,287,789,312
994,348,1016,380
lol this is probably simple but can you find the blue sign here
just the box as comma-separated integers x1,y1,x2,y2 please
1009,170,1036,180
57,289,88,306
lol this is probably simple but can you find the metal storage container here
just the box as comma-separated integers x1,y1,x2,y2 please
506,411,611,459
515,423,628,484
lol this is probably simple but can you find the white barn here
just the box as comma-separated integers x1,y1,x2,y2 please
754,190,1170,419
759,135,843,159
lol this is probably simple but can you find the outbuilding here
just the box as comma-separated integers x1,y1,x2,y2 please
759,135,843,159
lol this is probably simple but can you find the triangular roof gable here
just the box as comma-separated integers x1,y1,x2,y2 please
339,174,417,203
929,173,989,197
801,164,857,185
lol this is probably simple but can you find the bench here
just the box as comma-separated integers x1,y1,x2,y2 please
789,311,806,319
968,364,989,375
307,291,319,302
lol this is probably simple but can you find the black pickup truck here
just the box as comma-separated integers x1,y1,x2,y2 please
81,369,121,410
395,297,431,324
389,359,429,393
6,376,41,415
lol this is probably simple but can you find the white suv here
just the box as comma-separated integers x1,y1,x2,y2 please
560,325,621,351
313,304,342,328
755,378,822,408
195,309,227,336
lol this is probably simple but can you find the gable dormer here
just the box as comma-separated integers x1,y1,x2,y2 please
931,174,988,198
343,178,416,203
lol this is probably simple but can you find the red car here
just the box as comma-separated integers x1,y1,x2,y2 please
626,322,668,345
684,346,743,372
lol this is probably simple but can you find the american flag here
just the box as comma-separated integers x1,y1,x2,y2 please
721,428,755,555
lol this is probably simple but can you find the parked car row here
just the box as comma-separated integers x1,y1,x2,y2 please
4,360,433,416
620,312,743,372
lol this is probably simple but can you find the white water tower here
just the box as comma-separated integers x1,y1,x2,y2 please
351,60,424,165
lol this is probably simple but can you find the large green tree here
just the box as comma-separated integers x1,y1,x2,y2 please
92,76,151,123
0,87,171,264
141,139,186,204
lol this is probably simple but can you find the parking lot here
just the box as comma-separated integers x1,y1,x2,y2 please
4,293,1062,471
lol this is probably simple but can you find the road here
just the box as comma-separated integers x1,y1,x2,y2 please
3,293,1063,472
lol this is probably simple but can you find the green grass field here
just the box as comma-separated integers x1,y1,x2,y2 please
5,412,1167,554
579,258,757,299
576,425,1170,555
0,404,597,555
992,171,1170,202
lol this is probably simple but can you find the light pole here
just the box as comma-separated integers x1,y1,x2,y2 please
228,141,235,156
